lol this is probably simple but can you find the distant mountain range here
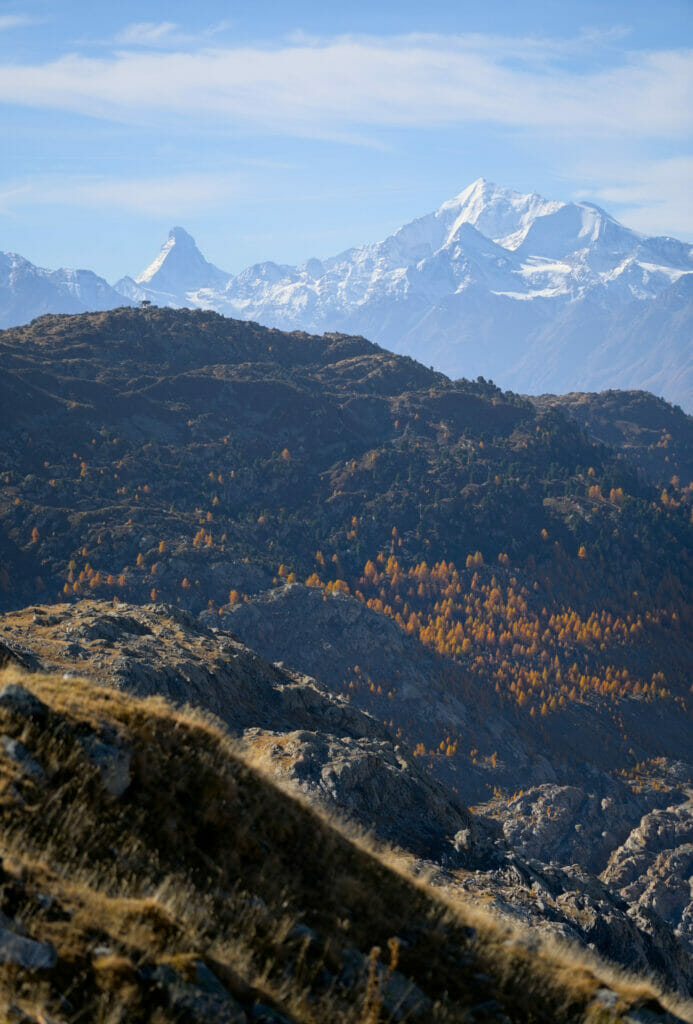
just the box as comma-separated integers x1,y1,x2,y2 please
2,179,692,408
0,250,126,326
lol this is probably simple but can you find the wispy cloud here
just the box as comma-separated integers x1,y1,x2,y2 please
0,174,246,216
575,155,693,238
115,22,180,47
0,14,40,31
0,33,689,140
112,20,233,49
0,29,690,240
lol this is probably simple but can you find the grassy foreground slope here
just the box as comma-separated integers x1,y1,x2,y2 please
0,667,690,1024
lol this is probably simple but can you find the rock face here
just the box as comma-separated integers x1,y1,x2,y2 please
0,681,47,719
442,854,693,997
603,801,693,959
479,779,688,875
140,959,247,1024
79,733,132,797
239,727,486,864
0,928,57,970
0,735,45,782
0,641,41,673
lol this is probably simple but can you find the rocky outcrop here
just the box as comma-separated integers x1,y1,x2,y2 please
602,801,693,958
79,732,132,798
240,727,486,864
0,928,57,970
443,854,693,996
0,735,45,782
478,779,686,875
0,599,481,864
0,681,47,720
0,600,387,740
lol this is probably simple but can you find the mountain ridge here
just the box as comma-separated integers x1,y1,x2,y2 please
1,179,691,408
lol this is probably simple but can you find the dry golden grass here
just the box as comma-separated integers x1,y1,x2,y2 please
0,665,691,1024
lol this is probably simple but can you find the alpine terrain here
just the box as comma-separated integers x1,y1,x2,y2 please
1,306,692,1021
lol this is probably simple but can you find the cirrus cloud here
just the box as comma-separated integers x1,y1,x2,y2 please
0,174,246,217
0,33,689,140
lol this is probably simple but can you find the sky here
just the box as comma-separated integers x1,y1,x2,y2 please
1,0,691,281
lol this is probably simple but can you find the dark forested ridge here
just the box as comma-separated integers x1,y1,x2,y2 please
1,307,691,600
1,306,691,771
1,307,692,729
529,389,693,488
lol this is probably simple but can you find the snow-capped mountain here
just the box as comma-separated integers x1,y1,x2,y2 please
116,179,691,406
115,226,230,306
1,179,691,408
0,251,129,329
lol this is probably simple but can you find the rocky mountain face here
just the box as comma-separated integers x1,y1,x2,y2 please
0,250,130,329
1,180,691,408
0,598,479,865
0,307,692,997
603,802,693,960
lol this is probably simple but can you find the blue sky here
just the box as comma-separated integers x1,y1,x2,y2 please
1,0,691,281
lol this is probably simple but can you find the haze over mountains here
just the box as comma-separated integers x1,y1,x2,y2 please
1,179,691,408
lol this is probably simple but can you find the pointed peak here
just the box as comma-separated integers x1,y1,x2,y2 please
167,226,197,246
454,178,504,201
467,176,494,191
434,179,565,250
135,228,201,284
134,227,229,291
437,179,519,218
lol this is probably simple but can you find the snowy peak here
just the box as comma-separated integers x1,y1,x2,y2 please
434,180,640,263
378,179,618,266
136,226,200,284
437,178,564,250
134,226,230,297
0,251,130,329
